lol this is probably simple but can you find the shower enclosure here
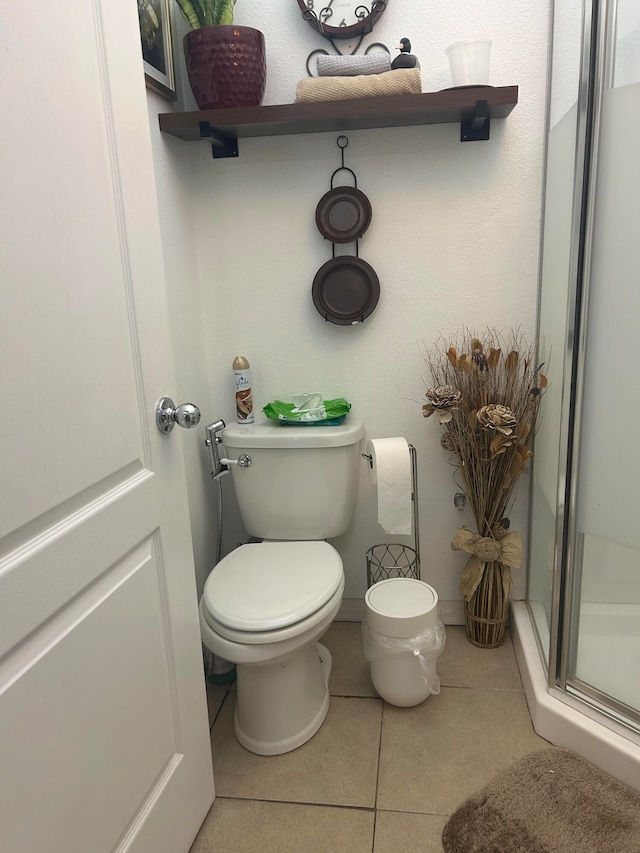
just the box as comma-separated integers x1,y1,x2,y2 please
512,0,640,787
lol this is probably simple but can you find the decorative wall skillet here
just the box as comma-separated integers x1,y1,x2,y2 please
315,171,372,243
312,256,380,325
297,1,387,41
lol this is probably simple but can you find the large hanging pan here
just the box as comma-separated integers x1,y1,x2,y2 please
315,167,372,244
312,256,380,325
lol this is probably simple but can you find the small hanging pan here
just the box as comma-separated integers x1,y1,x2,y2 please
312,256,380,325
315,166,372,244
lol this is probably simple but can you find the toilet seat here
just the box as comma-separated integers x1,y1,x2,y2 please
201,580,345,647
202,541,344,643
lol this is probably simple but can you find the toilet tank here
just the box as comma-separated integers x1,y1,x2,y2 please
222,419,365,540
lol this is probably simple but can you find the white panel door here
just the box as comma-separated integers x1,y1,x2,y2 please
0,2,214,852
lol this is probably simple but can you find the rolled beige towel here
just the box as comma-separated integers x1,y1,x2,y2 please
317,53,391,77
295,68,422,103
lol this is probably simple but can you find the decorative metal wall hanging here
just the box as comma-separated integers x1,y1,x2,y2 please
311,136,380,325
297,0,387,41
297,1,389,75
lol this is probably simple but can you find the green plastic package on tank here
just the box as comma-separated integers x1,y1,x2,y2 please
263,397,351,425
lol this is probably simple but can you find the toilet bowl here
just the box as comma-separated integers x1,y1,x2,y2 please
199,418,364,755
200,541,345,755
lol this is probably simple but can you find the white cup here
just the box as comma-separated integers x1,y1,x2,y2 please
445,40,492,87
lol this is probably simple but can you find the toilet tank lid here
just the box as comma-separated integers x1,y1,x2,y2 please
222,418,364,449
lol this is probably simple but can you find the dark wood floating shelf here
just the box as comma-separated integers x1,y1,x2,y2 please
158,85,518,158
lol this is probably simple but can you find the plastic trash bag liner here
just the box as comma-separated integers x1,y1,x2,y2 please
361,619,447,696
263,395,351,424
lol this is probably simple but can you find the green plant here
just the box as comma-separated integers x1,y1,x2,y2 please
175,0,237,28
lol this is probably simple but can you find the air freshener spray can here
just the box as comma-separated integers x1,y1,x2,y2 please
233,356,254,423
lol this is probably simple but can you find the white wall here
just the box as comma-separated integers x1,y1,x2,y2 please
149,0,550,609
147,84,221,596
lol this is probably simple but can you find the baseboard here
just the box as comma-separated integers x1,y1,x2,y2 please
437,599,465,625
336,598,465,625
336,598,366,622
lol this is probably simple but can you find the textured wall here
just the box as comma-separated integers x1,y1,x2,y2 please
151,0,550,607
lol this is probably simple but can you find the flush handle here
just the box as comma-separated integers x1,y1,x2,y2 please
156,397,201,433
220,454,252,468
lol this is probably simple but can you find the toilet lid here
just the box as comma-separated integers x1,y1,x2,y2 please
203,541,344,632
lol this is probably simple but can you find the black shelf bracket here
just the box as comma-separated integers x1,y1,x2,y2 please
199,121,239,158
460,99,490,142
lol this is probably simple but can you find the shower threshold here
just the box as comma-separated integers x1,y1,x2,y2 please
511,601,640,792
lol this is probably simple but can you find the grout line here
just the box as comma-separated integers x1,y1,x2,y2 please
216,793,454,821
215,794,376,813
331,690,380,699
375,805,453,818
371,699,385,852
207,682,232,732
437,683,524,693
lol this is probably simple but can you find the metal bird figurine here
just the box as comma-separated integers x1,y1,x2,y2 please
391,38,420,69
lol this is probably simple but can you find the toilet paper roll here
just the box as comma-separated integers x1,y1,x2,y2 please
366,437,412,535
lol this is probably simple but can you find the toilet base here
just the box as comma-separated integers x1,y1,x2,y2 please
234,643,332,755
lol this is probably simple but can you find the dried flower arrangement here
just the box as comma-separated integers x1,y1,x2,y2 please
422,329,546,647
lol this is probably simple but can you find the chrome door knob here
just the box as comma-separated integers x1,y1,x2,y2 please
156,397,201,433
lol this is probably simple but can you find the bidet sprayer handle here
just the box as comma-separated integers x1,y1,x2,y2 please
205,418,227,478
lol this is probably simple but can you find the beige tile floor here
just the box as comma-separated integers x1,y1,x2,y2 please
191,623,549,852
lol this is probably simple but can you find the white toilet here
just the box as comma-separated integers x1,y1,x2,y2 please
199,418,364,755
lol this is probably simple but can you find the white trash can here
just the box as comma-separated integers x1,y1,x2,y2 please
362,578,446,707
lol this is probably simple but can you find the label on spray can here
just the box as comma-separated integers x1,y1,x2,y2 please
233,356,254,423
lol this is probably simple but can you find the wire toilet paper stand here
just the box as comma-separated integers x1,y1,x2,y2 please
362,444,421,587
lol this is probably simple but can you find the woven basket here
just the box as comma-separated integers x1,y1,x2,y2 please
366,543,419,588
464,561,510,648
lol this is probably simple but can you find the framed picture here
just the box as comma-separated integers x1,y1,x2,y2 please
138,0,177,100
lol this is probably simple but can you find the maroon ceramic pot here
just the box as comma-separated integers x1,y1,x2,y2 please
183,25,266,110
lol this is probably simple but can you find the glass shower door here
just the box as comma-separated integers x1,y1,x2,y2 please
566,1,640,720
527,0,585,663
528,0,640,743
